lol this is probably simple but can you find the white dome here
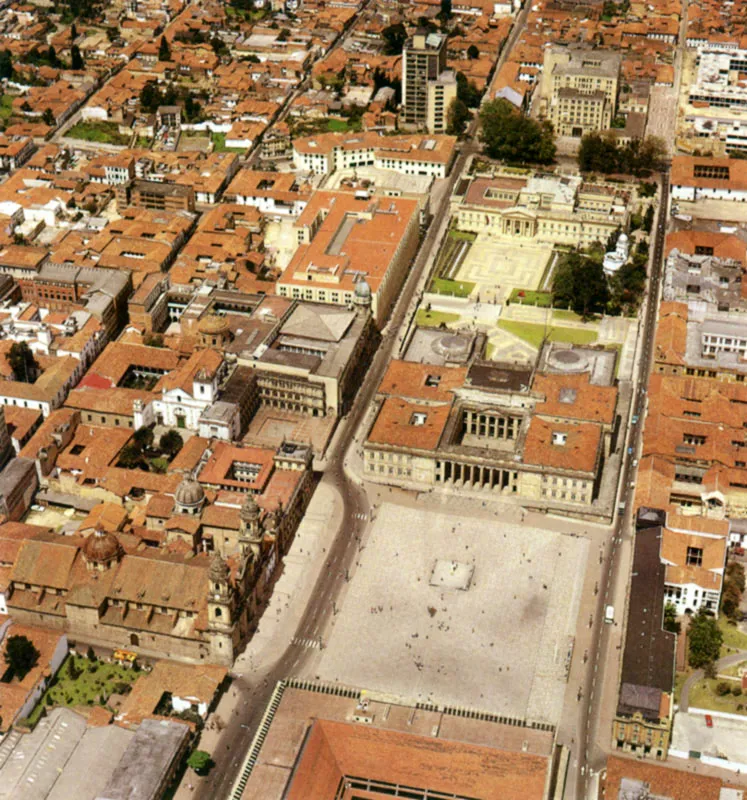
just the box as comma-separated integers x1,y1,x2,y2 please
354,279,371,299
618,233,629,243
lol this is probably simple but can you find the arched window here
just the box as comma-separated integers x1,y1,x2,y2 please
215,607,222,618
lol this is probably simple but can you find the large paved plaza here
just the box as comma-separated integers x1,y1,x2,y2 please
310,500,589,725
455,236,553,303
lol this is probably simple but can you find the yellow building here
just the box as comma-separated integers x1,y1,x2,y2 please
542,46,621,137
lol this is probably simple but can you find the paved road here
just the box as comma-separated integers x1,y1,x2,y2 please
570,168,671,798
680,652,747,713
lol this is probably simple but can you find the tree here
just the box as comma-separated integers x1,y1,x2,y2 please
42,108,56,127
479,99,555,164
46,46,60,68
446,97,469,136
159,430,184,457
6,341,39,383
467,44,479,59
158,36,171,62
643,204,654,233
70,22,78,40
187,749,213,774
86,645,96,661
276,27,291,42
381,23,407,55
4,635,40,680
0,49,12,80
722,582,742,621
439,0,451,18
663,602,680,635
456,71,481,108
118,443,146,470
71,44,84,70
552,251,609,319
133,427,154,451
688,609,723,669
140,82,163,114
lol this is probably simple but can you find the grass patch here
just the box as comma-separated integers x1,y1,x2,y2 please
27,654,139,726
552,309,585,322
719,616,747,656
497,320,598,349
327,118,361,133
719,660,747,678
509,289,552,308
211,132,245,153
0,95,13,122
430,277,475,297
688,677,747,715
449,229,477,242
67,120,130,146
416,309,460,328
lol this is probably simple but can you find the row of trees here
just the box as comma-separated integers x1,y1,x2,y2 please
578,132,667,176
721,561,745,623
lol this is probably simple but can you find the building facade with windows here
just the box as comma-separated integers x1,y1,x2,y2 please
402,32,448,130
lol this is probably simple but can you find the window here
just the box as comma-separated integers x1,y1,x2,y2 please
686,546,703,567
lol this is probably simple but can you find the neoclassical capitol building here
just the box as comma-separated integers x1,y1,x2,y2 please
451,172,629,246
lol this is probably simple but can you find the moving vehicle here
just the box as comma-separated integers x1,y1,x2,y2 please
604,605,615,624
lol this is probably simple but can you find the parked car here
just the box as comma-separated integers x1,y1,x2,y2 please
705,715,713,728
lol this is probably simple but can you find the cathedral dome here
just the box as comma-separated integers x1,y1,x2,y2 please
82,529,122,567
198,314,230,336
175,477,205,510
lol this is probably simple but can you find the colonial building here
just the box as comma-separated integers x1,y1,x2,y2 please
452,172,628,246
6,444,314,665
276,191,420,326
612,510,676,760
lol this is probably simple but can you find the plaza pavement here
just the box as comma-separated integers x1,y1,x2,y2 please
304,500,589,725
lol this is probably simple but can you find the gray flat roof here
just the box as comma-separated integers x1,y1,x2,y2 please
96,718,189,800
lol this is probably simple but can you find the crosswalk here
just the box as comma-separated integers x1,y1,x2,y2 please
353,512,367,520
291,636,322,649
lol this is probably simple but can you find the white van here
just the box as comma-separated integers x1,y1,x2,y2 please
604,605,615,624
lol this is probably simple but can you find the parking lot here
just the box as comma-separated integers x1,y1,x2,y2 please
311,500,589,725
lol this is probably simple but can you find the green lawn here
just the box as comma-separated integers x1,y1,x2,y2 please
67,120,130,146
509,289,553,308
0,95,13,122
552,309,585,322
430,277,475,298
416,309,460,328
687,677,747,715
497,320,598,349
719,616,747,656
211,132,245,153
449,229,477,242
719,659,747,678
25,655,139,726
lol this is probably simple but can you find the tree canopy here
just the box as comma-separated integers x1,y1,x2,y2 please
381,23,407,55
688,609,723,669
158,36,171,62
447,97,469,136
187,750,213,773
159,430,184,457
479,99,555,165
4,635,40,681
0,50,13,81
71,44,85,70
455,71,481,108
552,250,609,319
578,132,666,176
6,341,39,383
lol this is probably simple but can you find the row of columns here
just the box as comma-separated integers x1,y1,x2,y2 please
437,460,518,492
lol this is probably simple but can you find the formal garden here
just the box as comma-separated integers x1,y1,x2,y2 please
24,650,140,727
